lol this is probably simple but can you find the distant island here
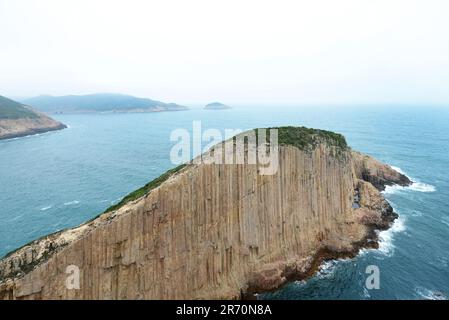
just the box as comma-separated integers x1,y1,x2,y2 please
204,102,232,110
0,95,66,140
21,93,189,114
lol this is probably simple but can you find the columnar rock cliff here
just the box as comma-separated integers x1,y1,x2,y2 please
0,127,411,299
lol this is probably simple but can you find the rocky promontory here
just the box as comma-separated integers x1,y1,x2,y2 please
0,127,411,299
0,95,66,140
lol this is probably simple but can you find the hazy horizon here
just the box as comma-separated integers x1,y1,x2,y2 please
1,0,449,106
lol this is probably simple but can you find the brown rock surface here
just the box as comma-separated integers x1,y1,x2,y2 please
0,131,407,300
0,94,66,140
0,116,66,140
352,151,411,190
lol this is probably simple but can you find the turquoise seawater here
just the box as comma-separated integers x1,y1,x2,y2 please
0,106,448,299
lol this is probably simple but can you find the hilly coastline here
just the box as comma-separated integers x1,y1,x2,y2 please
0,95,66,140
21,93,188,114
0,126,411,299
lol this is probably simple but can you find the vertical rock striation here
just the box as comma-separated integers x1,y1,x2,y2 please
0,127,411,299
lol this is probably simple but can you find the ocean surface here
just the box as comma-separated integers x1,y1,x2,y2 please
0,105,448,300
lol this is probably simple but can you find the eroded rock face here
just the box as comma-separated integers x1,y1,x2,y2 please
0,137,407,300
0,116,66,140
352,151,412,191
354,180,397,230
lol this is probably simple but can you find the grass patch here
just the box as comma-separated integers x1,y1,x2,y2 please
104,164,187,213
263,126,348,151
0,96,39,120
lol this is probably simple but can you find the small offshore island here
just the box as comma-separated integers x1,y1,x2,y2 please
0,126,411,299
0,95,66,140
204,102,232,110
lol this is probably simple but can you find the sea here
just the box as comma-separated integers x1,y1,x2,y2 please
0,105,448,300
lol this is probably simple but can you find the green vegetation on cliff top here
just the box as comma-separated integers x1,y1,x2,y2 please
0,95,39,120
231,126,347,151
269,126,347,150
104,164,187,213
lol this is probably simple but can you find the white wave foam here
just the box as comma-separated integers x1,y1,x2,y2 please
383,185,402,195
358,248,369,256
377,216,406,257
383,181,436,195
390,165,405,175
40,205,53,211
383,166,436,194
64,200,80,206
365,165,433,259
294,280,306,286
319,261,334,272
415,287,447,300
316,260,337,278
409,182,436,192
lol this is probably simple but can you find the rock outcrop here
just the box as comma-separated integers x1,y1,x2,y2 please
352,151,411,190
0,95,66,140
0,127,411,299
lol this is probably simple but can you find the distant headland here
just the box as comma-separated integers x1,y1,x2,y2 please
0,95,66,140
20,93,189,114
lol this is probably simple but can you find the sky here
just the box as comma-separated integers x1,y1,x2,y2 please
1,0,449,105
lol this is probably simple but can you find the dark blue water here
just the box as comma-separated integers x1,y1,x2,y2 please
1,106,448,299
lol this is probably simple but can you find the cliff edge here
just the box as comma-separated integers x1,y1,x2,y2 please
0,127,411,299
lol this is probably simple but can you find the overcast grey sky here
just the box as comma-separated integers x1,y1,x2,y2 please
1,0,448,105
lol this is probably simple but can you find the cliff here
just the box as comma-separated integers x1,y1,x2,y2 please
0,127,410,299
0,95,66,140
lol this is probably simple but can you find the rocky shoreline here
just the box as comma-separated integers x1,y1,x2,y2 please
0,122,67,140
0,95,67,140
243,181,403,299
